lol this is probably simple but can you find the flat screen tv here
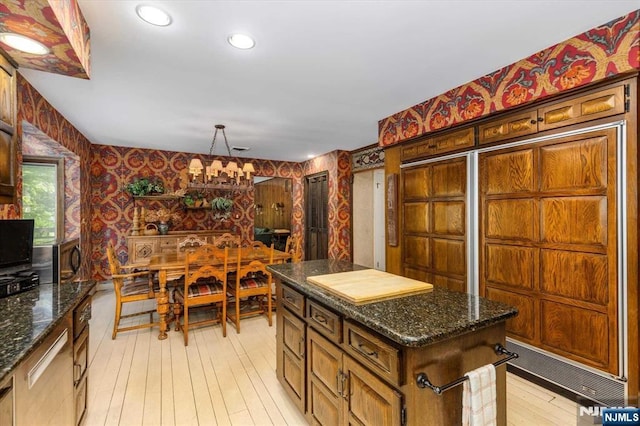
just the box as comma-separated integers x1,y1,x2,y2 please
0,219,35,276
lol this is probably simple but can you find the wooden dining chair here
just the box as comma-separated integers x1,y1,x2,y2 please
226,245,273,333
173,244,228,345
214,232,241,248
106,242,159,339
176,233,208,254
285,235,302,263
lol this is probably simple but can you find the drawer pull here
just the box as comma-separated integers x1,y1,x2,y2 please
358,343,378,358
314,314,328,324
299,337,305,357
74,362,82,386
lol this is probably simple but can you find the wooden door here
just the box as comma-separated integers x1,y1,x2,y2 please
342,355,402,426
307,329,343,425
479,128,619,374
402,157,467,293
305,172,328,260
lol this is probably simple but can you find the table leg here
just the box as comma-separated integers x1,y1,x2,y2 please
157,270,169,340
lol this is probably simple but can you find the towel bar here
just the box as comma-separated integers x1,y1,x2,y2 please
415,343,519,395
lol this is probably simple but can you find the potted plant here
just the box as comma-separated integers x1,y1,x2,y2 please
182,190,207,208
212,196,233,219
125,177,165,196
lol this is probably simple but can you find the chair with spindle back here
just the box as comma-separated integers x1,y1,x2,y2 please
173,244,228,345
176,233,208,254
226,245,273,333
285,235,302,263
106,242,159,339
213,233,241,248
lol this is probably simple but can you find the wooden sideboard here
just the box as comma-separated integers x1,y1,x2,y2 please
126,230,229,266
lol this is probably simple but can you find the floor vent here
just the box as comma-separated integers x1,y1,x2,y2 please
506,339,625,406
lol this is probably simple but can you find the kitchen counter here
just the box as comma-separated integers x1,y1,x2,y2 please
268,259,517,347
271,260,518,425
0,281,96,383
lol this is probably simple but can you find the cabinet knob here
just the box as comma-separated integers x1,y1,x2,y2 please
537,117,544,122
530,119,537,124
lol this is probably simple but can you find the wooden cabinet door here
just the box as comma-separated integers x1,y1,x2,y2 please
478,110,539,145
402,157,467,293
0,55,15,130
538,85,625,131
342,355,402,426
307,328,343,425
281,308,306,413
127,238,159,265
0,55,16,204
479,127,619,374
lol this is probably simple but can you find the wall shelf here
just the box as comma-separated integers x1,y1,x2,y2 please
133,195,183,200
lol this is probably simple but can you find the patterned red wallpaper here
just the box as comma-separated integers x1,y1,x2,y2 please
0,0,91,78
379,9,640,147
90,144,319,280
0,74,93,279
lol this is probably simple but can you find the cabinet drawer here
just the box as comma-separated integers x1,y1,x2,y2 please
307,301,341,344
73,295,92,340
401,137,433,162
158,237,178,250
282,285,305,318
479,110,539,144
432,126,475,154
343,320,401,385
73,327,89,387
538,85,625,131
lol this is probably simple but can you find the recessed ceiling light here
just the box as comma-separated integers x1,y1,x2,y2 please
307,154,315,159
136,5,172,26
228,33,255,50
0,33,49,55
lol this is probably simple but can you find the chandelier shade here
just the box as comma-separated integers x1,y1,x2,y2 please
188,124,253,190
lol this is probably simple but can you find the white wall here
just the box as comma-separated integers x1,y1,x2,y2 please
352,169,385,270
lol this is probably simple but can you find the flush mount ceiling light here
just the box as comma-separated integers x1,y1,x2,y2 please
228,33,255,49
135,5,172,26
0,33,49,55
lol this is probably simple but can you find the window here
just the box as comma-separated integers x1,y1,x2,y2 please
21,158,64,245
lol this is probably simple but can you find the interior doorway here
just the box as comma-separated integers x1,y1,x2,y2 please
304,171,328,260
352,169,385,270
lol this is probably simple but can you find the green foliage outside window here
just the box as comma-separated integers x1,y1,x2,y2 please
22,163,57,245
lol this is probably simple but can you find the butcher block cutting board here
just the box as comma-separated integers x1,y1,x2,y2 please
307,269,433,305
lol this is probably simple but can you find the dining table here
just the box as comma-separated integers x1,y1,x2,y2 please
148,247,291,339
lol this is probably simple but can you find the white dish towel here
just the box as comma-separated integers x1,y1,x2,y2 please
462,364,497,426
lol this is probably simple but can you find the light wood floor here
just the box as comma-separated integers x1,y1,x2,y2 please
85,289,579,425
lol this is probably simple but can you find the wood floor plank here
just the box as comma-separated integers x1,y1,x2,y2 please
86,288,582,425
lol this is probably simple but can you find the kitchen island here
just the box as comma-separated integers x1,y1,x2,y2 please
268,260,518,426
0,281,96,425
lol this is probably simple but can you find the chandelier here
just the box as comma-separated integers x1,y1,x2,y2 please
188,124,255,190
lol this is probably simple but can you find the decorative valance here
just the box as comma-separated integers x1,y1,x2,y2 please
378,9,639,147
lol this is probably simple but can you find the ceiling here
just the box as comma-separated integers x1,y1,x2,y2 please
18,1,639,163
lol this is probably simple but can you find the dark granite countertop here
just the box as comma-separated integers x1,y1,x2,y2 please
268,260,517,348
0,281,96,383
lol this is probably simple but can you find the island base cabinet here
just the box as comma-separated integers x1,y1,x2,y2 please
276,281,307,415
308,329,402,426
0,376,13,426
403,322,507,426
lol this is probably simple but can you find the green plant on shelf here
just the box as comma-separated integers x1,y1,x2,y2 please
125,177,165,196
183,190,207,208
212,196,233,219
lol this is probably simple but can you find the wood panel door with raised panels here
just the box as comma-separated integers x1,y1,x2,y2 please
402,157,467,293
479,128,619,374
